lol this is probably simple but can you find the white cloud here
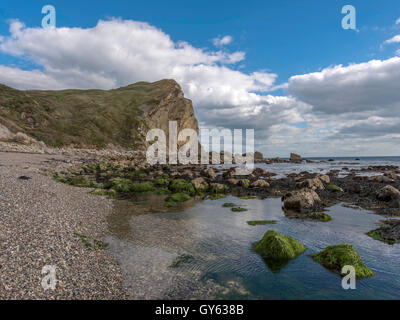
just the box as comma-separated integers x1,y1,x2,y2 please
0,19,306,155
396,18,400,25
212,35,233,47
288,57,400,115
384,35,400,44
0,18,399,157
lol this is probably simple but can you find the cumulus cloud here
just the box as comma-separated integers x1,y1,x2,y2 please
0,18,399,156
0,19,309,154
384,35,400,44
284,57,400,156
287,57,400,115
396,18,400,25
212,35,233,47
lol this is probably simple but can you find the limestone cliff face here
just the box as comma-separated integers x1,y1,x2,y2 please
136,80,199,150
0,79,199,150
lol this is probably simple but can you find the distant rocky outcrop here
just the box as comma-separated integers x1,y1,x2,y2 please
290,153,302,162
0,80,198,151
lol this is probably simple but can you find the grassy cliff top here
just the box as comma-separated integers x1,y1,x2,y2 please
0,79,183,148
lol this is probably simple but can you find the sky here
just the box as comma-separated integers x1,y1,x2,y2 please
0,0,399,157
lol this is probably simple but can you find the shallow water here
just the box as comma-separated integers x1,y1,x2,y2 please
106,194,400,300
214,156,400,179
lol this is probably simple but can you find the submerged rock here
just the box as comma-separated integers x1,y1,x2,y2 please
247,220,278,226
308,212,332,222
310,244,374,279
367,219,400,244
253,230,306,271
165,193,191,207
231,207,247,212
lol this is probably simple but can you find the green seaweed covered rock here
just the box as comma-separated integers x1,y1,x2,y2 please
165,193,192,207
169,179,196,196
254,230,306,260
308,212,332,222
326,184,343,192
130,182,154,193
311,244,374,279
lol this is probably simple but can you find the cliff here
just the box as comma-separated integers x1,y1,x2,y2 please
0,79,199,150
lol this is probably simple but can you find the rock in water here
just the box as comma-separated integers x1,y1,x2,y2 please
367,219,400,244
311,244,374,279
282,189,321,211
290,153,302,162
254,151,264,162
253,230,306,270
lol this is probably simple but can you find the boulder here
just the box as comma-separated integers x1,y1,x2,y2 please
311,244,374,279
377,185,400,201
181,170,194,179
209,183,227,193
202,168,217,180
169,179,196,195
227,178,239,185
238,179,250,188
297,177,324,190
383,172,399,180
317,174,330,184
251,179,270,188
223,167,236,179
254,151,264,162
368,175,394,183
290,153,302,162
282,189,321,211
191,177,209,192
252,168,268,176
254,230,306,261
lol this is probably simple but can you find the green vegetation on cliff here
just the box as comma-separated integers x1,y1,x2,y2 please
0,80,191,148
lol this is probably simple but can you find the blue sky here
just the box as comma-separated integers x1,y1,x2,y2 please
0,1,399,156
1,0,399,82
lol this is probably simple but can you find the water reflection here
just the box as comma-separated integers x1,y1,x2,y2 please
106,194,400,299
